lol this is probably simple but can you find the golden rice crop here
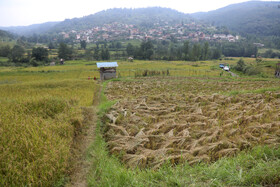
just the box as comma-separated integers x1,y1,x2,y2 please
0,67,97,186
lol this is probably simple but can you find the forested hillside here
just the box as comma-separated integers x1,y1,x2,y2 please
191,1,280,36
49,7,193,33
0,29,15,39
0,22,59,36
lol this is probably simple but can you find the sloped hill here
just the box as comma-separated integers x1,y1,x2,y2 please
191,1,280,36
0,29,15,40
0,22,59,36
49,7,193,33
1,7,193,36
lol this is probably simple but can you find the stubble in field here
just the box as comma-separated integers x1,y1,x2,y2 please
104,78,280,169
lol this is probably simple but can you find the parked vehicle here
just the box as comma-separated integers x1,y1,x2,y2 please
223,66,230,71
219,63,225,68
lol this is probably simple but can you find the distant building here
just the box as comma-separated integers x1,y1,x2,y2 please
253,43,265,47
97,62,118,81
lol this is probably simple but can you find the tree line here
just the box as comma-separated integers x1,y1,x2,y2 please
125,40,221,61
0,39,264,66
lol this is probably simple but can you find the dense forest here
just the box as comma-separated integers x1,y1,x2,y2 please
49,7,193,33
2,1,279,38
192,1,280,37
0,29,15,39
0,7,193,36
0,22,59,36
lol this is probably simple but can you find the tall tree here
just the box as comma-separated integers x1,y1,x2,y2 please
80,40,87,50
32,47,48,61
0,45,11,57
48,42,55,50
101,48,110,60
126,43,134,56
58,43,73,60
116,42,122,49
183,41,190,60
84,48,93,61
9,45,25,63
191,43,201,61
93,47,100,60
202,42,209,60
212,48,221,59
140,40,154,60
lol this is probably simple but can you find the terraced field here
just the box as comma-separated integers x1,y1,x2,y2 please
104,77,280,168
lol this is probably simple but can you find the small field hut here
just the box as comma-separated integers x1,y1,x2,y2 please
275,63,280,78
97,62,118,81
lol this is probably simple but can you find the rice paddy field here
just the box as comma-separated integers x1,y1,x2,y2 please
0,64,98,186
1,58,280,186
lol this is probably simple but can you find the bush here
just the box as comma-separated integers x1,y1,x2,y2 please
244,66,261,75
234,58,260,76
234,58,245,72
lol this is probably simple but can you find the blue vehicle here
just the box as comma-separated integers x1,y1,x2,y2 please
219,63,225,68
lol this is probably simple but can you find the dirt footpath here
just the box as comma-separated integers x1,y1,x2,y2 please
66,84,101,187
229,71,238,77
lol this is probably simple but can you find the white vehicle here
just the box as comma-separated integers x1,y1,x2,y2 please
223,66,230,71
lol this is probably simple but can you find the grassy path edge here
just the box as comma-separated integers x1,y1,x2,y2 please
65,82,101,187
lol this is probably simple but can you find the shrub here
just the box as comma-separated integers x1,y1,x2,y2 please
244,66,261,75
234,58,260,76
234,58,245,72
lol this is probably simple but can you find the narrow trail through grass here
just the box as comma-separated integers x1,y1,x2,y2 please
66,83,101,187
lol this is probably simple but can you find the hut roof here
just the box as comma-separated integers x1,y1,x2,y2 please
97,62,118,68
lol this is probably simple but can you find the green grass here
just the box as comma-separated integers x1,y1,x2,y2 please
97,81,116,116
0,57,8,62
0,39,16,47
258,48,280,54
87,82,280,186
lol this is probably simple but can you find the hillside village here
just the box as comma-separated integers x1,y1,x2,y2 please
59,21,239,43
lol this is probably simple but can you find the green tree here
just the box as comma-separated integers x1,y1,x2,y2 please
212,48,221,59
101,48,110,60
0,45,11,57
168,43,176,60
191,43,201,61
140,40,154,60
116,42,122,49
93,47,100,60
8,45,25,63
32,47,48,61
48,42,55,50
58,43,73,60
183,41,190,60
84,48,93,61
202,42,209,60
126,43,134,56
235,58,245,72
80,40,87,50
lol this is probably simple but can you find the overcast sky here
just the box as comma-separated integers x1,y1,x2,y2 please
0,0,278,27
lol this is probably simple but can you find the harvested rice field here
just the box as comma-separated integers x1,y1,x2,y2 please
103,77,280,169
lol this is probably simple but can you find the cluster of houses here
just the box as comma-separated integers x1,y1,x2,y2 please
59,21,239,43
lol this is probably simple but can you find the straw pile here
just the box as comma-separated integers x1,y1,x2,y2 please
104,78,280,168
